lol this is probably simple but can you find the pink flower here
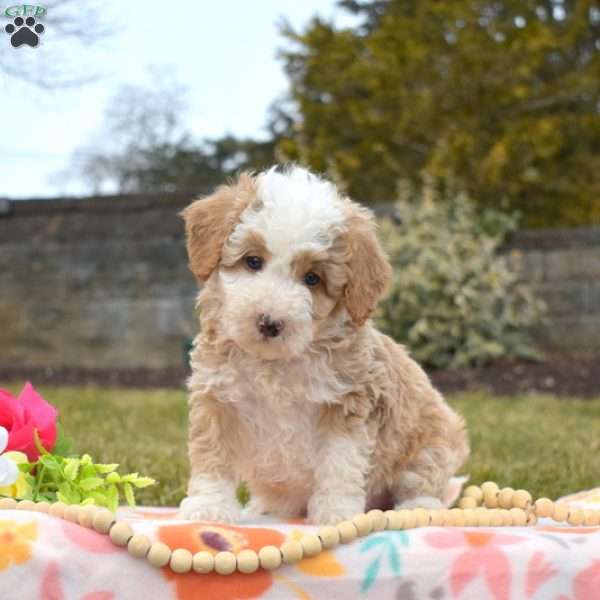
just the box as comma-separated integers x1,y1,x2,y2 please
0,383,58,461
425,530,524,600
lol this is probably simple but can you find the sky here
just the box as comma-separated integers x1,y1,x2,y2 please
0,0,353,199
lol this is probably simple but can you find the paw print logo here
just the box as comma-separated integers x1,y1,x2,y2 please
5,16,45,48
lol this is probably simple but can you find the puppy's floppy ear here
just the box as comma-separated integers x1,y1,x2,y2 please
181,173,254,281
343,204,393,326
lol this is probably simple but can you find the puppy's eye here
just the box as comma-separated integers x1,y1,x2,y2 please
246,256,263,271
304,271,320,287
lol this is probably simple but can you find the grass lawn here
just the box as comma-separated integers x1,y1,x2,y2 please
3,384,600,506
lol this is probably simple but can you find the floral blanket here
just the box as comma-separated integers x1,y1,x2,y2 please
2,489,600,600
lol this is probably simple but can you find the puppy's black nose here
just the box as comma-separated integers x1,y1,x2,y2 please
257,314,284,338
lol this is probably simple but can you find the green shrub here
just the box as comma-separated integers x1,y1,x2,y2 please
376,185,545,369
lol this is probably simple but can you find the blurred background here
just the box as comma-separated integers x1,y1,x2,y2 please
1,0,600,397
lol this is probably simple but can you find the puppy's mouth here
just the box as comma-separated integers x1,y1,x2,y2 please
227,315,310,361
237,332,297,361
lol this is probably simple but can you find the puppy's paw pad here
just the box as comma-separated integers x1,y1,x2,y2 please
396,496,444,510
178,496,240,523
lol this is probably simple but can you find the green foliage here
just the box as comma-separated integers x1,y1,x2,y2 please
278,0,600,227
16,431,155,511
377,184,544,368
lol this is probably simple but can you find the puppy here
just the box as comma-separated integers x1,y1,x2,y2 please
178,166,469,525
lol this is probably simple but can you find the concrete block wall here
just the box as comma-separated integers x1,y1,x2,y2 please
1,194,599,370
506,228,600,352
0,193,198,369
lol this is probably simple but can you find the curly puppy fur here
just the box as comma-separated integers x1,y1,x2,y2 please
179,166,469,525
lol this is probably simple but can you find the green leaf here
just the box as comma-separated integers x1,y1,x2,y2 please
95,464,119,474
106,472,120,484
123,482,135,507
91,492,108,506
64,459,80,481
52,423,73,457
39,455,61,471
131,477,155,489
79,477,104,491
106,485,119,511
80,464,97,480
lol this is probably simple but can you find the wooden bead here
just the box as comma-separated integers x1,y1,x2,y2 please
552,503,569,523
413,508,430,527
16,500,36,511
458,497,478,509
437,509,451,526
368,509,387,531
430,510,444,526
534,498,555,518
509,508,527,526
385,510,403,530
500,510,513,526
300,534,322,557
258,546,282,571
64,504,80,523
512,490,532,509
33,501,50,513
170,548,193,574
337,520,358,542
192,551,214,574
583,510,600,526
483,489,499,508
463,486,483,503
236,549,259,574
93,508,116,534
498,488,515,509
567,507,584,526
318,525,340,549
0,497,17,510
48,502,67,519
450,508,465,527
464,509,479,527
481,482,499,496
402,510,417,529
352,513,373,536
109,521,134,547
475,507,491,526
128,534,152,558
489,509,504,527
147,542,172,568
526,512,538,526
280,540,303,564
78,505,97,528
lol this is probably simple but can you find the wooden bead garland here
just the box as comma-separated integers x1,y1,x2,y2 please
236,549,260,574
258,546,281,571
1,481,598,576
192,551,214,573
170,548,193,574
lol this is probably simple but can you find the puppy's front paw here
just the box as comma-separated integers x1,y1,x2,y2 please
178,495,241,523
307,494,365,525
396,495,444,510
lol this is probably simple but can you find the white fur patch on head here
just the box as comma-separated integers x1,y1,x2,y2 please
245,165,345,258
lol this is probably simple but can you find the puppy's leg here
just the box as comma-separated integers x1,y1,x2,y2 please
307,415,372,525
392,447,459,510
178,394,241,523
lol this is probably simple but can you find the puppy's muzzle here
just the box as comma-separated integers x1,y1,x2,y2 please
257,313,284,338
